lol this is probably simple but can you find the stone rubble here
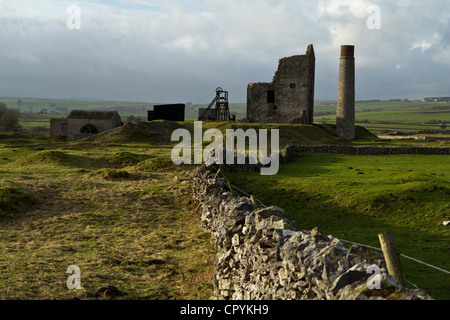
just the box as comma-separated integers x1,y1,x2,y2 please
193,164,432,300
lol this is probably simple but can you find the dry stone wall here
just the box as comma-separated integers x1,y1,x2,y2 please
283,144,450,156
193,164,432,300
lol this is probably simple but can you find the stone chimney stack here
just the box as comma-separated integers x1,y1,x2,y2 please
336,45,355,140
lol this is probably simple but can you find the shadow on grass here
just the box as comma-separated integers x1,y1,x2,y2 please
224,155,450,300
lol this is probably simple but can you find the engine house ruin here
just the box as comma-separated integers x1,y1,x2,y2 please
246,44,315,124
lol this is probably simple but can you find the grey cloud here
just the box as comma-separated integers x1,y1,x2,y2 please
0,0,449,103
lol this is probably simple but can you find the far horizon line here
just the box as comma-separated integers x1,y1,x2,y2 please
2,96,449,105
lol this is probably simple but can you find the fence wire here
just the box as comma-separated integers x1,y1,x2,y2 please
215,169,450,278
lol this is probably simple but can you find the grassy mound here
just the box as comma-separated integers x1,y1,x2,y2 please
88,168,130,180
0,186,36,216
198,122,344,146
315,123,379,141
81,120,378,147
135,157,176,172
15,150,78,167
110,151,151,167
87,121,183,144
354,125,379,140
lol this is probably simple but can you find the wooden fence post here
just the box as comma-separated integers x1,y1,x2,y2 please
378,232,406,287
250,195,258,206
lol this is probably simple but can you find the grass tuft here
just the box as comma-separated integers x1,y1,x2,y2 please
110,151,151,167
135,157,176,172
0,185,36,215
88,168,131,180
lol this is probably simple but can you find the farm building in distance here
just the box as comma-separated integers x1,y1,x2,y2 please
423,97,450,102
246,44,315,124
50,110,123,141
147,104,185,122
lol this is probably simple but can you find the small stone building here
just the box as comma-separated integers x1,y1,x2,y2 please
51,110,122,141
247,44,315,124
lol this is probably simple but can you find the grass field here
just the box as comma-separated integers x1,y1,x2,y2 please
225,153,450,299
0,132,216,299
0,97,152,119
0,97,449,300
315,100,450,134
0,97,247,126
18,113,65,129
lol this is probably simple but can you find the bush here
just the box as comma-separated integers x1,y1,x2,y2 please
0,103,20,130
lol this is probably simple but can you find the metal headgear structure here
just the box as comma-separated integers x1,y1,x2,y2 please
198,87,235,121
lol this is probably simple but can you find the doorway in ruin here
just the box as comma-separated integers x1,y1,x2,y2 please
80,124,98,134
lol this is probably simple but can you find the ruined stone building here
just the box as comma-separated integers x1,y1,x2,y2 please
247,44,315,124
50,110,123,141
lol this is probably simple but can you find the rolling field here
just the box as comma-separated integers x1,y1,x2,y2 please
315,100,450,133
0,96,449,300
225,152,450,299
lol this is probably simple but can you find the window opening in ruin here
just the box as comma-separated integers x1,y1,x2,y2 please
61,124,67,132
267,90,275,103
290,83,296,89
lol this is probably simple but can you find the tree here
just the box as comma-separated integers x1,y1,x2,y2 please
0,103,21,131
441,123,447,132
55,106,68,114
0,103,7,125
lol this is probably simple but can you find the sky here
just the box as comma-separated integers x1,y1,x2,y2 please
1,0,450,103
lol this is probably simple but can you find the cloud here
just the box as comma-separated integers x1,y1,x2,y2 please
0,0,449,102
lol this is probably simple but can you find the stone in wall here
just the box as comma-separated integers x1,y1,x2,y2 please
283,144,450,156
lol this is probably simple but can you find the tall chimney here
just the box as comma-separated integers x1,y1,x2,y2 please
336,45,355,140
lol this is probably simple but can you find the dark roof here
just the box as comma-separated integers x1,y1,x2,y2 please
68,110,120,120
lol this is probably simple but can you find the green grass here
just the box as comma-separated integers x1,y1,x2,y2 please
315,100,450,134
225,153,450,299
0,97,152,118
0,133,215,300
354,108,450,124
1,111,449,300
0,186,37,216
14,150,80,167
88,168,131,180
18,113,65,129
